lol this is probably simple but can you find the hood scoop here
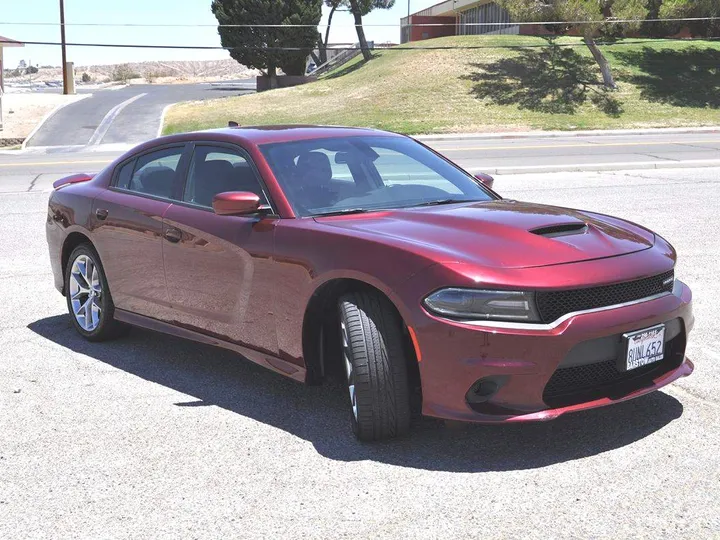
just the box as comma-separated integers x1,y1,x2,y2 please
530,222,588,238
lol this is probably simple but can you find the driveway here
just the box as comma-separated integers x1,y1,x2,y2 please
25,80,255,148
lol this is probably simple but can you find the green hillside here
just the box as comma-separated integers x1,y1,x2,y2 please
163,35,720,134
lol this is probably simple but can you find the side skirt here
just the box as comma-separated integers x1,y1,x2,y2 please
113,309,306,383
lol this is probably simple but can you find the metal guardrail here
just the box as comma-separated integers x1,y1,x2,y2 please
311,41,374,77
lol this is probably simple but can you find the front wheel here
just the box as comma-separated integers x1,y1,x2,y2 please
65,244,127,341
338,291,411,441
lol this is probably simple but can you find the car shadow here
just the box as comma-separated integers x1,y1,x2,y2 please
28,315,684,473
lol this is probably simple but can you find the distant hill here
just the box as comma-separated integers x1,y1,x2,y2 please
4,59,259,86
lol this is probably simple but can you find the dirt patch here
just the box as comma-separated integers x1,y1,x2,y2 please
0,93,87,139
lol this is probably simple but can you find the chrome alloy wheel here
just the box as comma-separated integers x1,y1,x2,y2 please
340,320,358,420
69,254,102,332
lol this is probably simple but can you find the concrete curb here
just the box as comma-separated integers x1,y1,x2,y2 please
15,142,134,155
415,126,720,142
22,94,91,150
157,103,173,138
103,83,129,91
466,159,720,175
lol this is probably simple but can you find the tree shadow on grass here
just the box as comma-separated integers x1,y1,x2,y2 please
614,46,720,108
462,41,623,117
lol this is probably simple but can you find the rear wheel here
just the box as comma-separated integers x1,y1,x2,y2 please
338,291,411,441
65,244,127,341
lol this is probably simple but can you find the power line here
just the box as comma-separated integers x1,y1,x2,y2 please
3,37,717,52
0,16,718,28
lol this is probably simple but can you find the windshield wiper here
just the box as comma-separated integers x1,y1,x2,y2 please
313,208,372,217
408,198,480,208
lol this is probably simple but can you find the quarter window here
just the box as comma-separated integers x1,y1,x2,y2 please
115,160,134,190
183,146,269,208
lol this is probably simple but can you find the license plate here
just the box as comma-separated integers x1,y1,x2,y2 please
623,324,665,371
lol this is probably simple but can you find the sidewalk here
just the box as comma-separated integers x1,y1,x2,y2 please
415,126,720,142
0,93,88,144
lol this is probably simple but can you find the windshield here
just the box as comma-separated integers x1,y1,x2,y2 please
260,136,495,217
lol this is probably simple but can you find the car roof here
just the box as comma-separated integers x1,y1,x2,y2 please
157,125,405,147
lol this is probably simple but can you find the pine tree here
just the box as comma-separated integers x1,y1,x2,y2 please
661,0,720,37
211,0,322,86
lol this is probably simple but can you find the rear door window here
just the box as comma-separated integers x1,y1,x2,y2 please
117,147,184,199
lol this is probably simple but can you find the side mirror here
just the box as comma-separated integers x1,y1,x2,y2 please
212,191,264,216
475,172,495,190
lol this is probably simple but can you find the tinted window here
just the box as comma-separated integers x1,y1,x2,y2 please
124,147,183,199
373,148,463,195
115,160,134,190
260,136,494,216
183,146,269,208
293,149,353,182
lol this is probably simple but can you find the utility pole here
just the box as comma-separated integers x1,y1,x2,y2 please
60,0,69,94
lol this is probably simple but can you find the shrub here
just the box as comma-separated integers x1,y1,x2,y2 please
112,64,140,83
144,70,159,84
26,65,39,74
81,72,92,83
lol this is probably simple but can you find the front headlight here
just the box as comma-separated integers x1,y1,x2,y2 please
423,288,540,322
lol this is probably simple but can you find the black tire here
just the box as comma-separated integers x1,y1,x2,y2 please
338,291,411,441
65,244,128,342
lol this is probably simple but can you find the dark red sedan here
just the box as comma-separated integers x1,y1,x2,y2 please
46,126,694,440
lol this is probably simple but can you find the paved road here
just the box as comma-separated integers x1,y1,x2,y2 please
428,130,720,173
25,81,255,148
5,130,720,176
0,162,718,538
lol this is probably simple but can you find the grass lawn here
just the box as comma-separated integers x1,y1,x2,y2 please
163,35,720,135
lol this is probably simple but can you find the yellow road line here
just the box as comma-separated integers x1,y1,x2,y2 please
0,160,110,168
440,139,720,152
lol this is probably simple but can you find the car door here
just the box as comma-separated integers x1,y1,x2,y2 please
161,142,279,354
91,144,189,320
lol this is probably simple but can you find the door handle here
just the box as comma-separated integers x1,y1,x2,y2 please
95,208,109,221
164,227,182,243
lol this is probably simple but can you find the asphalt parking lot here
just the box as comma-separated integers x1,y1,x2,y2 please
1,165,718,538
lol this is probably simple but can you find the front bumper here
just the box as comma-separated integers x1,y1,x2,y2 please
407,280,694,423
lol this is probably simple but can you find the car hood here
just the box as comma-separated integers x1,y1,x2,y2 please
314,200,655,269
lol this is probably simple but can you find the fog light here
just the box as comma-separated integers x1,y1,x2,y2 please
466,378,501,404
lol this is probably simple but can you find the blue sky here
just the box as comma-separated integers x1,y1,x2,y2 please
0,0,440,68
